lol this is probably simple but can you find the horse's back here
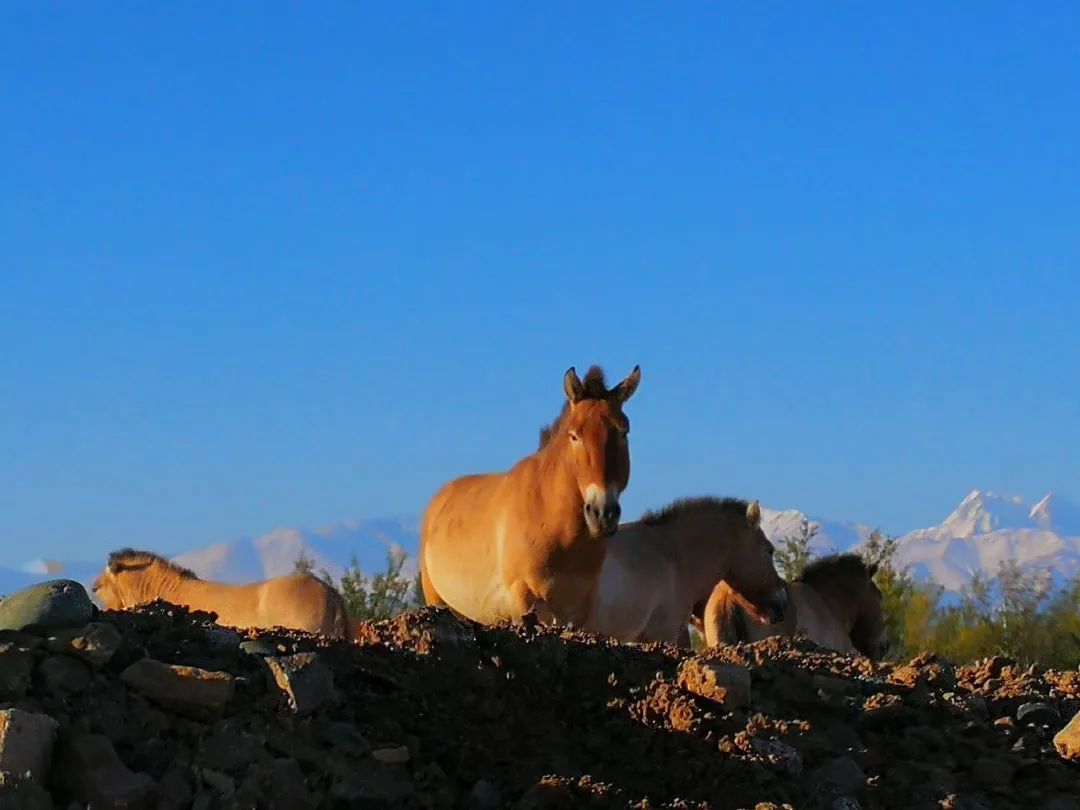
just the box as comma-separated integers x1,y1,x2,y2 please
260,573,349,638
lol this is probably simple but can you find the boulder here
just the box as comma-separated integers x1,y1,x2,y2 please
814,756,867,794
676,658,751,709
38,654,92,695
0,643,35,699
120,658,235,720
0,580,94,634
263,652,337,716
1052,709,1080,761
0,772,54,810
0,709,59,781
236,758,315,810
53,730,155,809
1017,701,1059,727
45,621,122,668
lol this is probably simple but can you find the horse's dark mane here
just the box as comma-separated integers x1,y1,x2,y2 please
537,366,613,449
108,547,199,580
796,553,870,588
639,496,750,526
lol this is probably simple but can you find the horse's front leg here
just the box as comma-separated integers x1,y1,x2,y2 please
508,580,557,626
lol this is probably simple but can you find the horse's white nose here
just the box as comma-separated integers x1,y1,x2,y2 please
583,485,620,536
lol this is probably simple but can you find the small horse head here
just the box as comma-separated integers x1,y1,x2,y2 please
91,548,198,610
539,364,641,537
799,554,890,660
723,499,789,624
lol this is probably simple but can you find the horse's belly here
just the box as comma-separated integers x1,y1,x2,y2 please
587,555,658,640
438,570,515,625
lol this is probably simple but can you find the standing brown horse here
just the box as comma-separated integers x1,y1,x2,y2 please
695,553,889,659
419,364,640,627
584,497,788,645
91,548,353,639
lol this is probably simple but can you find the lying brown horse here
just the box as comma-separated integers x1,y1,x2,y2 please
584,497,788,645
91,548,353,639
420,364,641,627
694,553,889,659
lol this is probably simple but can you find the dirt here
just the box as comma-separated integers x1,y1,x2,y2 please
3,601,1079,809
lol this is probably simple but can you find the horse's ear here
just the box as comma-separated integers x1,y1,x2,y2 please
867,562,879,578
612,365,641,404
564,367,585,404
746,500,762,527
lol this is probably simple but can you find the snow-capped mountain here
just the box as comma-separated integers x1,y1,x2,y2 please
758,490,1080,598
4,490,1077,604
171,517,420,584
758,507,877,556
892,491,1080,595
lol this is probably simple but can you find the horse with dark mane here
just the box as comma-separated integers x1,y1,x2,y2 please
694,553,889,659
419,364,641,627
584,496,788,645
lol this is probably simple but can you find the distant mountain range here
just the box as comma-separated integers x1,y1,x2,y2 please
4,490,1078,606
760,490,1080,598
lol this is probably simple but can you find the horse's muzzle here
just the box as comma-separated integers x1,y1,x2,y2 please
583,486,621,537
764,586,788,624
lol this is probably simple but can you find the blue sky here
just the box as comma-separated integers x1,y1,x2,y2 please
2,4,1078,561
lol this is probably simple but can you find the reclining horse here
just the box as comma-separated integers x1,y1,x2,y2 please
694,553,890,659
420,364,641,627
92,548,353,639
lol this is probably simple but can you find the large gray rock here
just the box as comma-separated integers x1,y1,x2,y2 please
45,621,123,668
0,643,35,699
121,659,235,721
0,580,94,634
263,652,337,716
0,709,60,782
0,772,54,810
53,730,155,809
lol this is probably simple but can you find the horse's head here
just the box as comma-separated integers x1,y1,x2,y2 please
850,562,890,660
540,364,641,538
724,500,789,624
91,548,196,610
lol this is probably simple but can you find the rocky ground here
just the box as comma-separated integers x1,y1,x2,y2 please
1,580,1079,809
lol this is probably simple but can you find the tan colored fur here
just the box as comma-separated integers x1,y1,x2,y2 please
584,497,787,645
419,365,640,627
92,549,353,639
697,554,888,658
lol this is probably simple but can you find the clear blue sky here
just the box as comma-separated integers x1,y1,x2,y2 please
3,4,1078,560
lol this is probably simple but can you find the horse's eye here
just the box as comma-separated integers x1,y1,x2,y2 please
568,430,580,443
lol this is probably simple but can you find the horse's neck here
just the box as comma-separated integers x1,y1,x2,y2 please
809,582,858,635
511,445,587,545
672,515,734,604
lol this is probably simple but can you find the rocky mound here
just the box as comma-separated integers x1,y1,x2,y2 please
1,581,1079,809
